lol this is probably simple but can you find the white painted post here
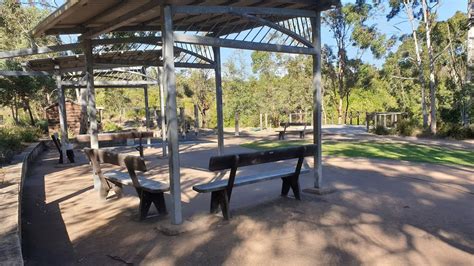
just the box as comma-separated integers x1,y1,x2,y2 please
158,67,167,157
163,5,182,225
55,66,68,163
84,39,99,149
144,85,151,146
214,46,224,155
312,13,323,189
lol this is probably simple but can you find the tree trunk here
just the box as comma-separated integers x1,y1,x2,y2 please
405,0,429,128
337,97,343,125
421,0,437,134
25,100,36,126
79,88,88,134
344,93,350,125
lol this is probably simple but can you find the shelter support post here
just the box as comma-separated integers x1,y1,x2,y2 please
163,5,182,225
83,39,99,149
55,67,68,163
158,67,167,157
213,46,224,155
194,104,199,136
311,13,323,189
144,85,151,146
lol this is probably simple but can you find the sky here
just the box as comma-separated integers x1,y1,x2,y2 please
220,0,468,70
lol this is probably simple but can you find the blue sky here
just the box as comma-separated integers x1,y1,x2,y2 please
220,0,467,70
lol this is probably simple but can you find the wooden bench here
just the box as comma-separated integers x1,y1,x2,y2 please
193,144,316,220
84,148,169,220
77,131,154,157
276,122,309,140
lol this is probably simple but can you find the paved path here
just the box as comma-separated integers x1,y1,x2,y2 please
21,140,474,265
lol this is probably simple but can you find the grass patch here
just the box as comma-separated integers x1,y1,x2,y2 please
241,140,474,168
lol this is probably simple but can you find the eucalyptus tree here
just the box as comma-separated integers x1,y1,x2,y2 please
323,0,393,124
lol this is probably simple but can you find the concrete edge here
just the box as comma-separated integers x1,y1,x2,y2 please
0,141,47,266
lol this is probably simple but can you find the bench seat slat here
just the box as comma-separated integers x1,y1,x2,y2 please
104,170,170,193
193,168,309,193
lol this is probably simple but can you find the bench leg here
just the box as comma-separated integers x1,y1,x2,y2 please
112,184,123,199
139,191,153,220
139,191,167,220
210,190,230,220
152,192,167,215
281,176,301,200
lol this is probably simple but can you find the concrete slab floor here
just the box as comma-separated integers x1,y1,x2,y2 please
21,137,474,265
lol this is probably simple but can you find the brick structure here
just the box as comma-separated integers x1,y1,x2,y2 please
45,100,83,135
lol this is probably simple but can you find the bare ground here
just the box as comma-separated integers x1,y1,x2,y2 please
21,134,474,265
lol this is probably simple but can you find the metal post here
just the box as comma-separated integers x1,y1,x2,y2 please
83,39,99,149
55,67,68,163
311,13,323,189
213,46,224,155
163,5,182,225
158,67,167,157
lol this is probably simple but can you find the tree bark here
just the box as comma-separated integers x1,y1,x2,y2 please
404,0,429,128
25,100,36,126
421,0,437,134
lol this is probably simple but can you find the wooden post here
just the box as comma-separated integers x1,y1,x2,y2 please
311,13,323,188
366,112,370,132
79,88,88,134
163,5,182,225
265,113,268,129
158,67,167,157
383,114,387,128
235,112,240,136
55,66,68,163
179,107,186,140
194,104,199,136
214,46,224,155
144,85,151,146
374,113,378,128
83,39,99,149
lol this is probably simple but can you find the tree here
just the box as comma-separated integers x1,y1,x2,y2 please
323,1,393,124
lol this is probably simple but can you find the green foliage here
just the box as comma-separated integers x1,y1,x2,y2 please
0,125,41,163
103,121,123,132
373,125,393,135
395,119,419,136
438,123,474,140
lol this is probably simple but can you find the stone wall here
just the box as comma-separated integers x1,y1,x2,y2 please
0,142,46,265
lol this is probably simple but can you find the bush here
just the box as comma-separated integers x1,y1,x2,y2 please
36,119,49,133
438,123,474,140
373,125,394,135
396,119,419,137
0,126,42,163
103,121,123,132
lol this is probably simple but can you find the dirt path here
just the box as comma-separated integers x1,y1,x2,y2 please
21,142,474,265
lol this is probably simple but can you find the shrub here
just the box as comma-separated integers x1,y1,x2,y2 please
396,119,419,137
373,125,392,135
0,126,42,163
103,121,123,132
438,123,474,140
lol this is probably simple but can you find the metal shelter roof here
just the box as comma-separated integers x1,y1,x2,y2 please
33,0,339,37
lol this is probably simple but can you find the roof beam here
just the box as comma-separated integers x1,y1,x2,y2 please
0,43,80,59
232,13,313,47
174,34,318,55
0,70,51,76
81,0,163,39
173,5,318,17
